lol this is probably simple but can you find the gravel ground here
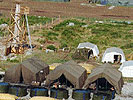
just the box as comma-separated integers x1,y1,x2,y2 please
114,83,133,100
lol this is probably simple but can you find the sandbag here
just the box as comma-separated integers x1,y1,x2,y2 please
30,96,58,100
0,82,9,93
50,88,68,99
30,88,48,97
72,89,90,100
8,85,27,97
0,93,18,100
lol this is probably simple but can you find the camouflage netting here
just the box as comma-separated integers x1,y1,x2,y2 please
72,48,93,60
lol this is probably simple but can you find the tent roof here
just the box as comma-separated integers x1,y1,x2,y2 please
104,47,124,55
55,60,86,78
21,57,49,73
47,60,86,79
121,60,133,67
83,63,123,94
77,42,97,49
46,60,87,89
91,63,122,80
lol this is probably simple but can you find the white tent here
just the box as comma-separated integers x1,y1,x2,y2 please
102,47,125,63
77,42,99,57
119,60,133,78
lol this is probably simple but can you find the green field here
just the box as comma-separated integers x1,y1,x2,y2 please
31,17,133,55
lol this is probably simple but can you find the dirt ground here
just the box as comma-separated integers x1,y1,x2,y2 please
0,0,133,20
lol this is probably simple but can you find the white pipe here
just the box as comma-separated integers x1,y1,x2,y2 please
25,14,32,51
13,3,20,45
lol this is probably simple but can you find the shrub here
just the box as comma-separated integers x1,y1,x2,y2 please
60,43,68,49
62,29,75,37
7,59,19,63
39,46,43,50
121,43,133,49
28,16,52,25
47,45,56,51
0,29,4,36
53,19,86,31
44,31,59,41
0,18,9,24
37,38,46,44
110,32,121,38
125,34,133,39
47,31,59,36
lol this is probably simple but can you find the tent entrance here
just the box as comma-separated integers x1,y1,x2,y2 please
88,49,93,59
58,74,74,88
0,75,2,80
88,78,113,91
0,74,4,81
51,74,74,88
20,70,24,83
96,78,113,91
114,55,121,63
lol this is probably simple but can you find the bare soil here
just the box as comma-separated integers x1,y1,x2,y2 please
0,0,133,20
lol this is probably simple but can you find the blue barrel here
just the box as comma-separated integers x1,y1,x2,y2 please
8,85,27,97
72,89,90,100
30,88,48,97
50,88,68,99
0,82,9,93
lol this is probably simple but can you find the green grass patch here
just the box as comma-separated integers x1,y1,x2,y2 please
28,16,52,25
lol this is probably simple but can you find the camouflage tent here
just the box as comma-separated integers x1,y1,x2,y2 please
4,57,49,84
45,60,87,89
72,42,99,60
83,63,123,94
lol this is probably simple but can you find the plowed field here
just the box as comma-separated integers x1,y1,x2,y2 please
0,0,133,19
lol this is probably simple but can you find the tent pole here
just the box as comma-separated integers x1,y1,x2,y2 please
25,14,32,51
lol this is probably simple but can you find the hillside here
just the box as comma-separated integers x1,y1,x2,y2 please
0,16,133,69
30,17,133,56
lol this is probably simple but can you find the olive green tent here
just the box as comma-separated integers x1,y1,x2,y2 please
4,57,49,84
45,60,87,89
83,63,123,94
